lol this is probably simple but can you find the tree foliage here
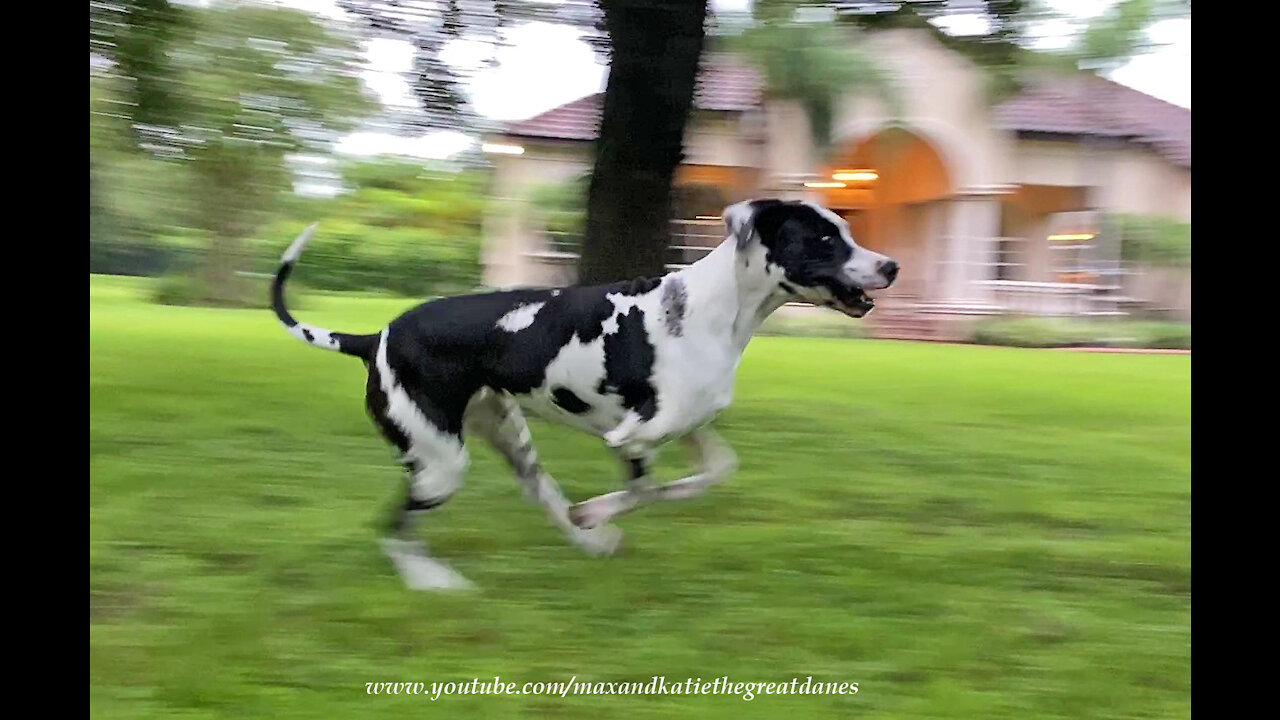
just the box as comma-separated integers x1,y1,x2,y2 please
90,1,376,303
336,0,607,134
729,15,901,152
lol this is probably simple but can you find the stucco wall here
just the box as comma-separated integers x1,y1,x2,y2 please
823,28,1015,190
682,111,766,169
481,143,591,288
1012,139,1191,222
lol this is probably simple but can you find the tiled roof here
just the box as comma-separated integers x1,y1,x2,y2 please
994,75,1190,168
503,54,761,141
505,93,603,142
693,53,763,111
505,58,1190,169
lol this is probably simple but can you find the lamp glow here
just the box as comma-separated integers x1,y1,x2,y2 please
832,170,878,182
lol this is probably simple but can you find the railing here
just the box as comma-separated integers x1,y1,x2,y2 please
524,219,725,272
974,280,1096,316
973,278,1143,317
666,219,722,270
948,234,1143,317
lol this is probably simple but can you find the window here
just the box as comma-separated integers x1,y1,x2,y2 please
1047,211,1101,284
994,238,1025,281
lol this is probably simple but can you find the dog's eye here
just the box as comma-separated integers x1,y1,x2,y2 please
820,235,834,244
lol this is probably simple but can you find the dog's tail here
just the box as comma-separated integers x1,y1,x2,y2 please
272,224,378,361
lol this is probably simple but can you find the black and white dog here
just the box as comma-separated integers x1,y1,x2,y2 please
272,199,898,589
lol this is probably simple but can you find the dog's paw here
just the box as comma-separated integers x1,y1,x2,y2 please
380,538,474,591
568,500,601,529
569,496,623,530
574,523,623,557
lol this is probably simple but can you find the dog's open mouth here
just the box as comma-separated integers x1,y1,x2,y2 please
832,285,875,319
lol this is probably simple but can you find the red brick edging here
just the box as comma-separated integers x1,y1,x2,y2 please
1053,347,1190,355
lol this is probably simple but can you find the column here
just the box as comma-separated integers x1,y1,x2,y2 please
760,99,820,200
941,186,1014,306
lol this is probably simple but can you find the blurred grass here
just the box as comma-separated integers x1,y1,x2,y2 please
90,275,1190,719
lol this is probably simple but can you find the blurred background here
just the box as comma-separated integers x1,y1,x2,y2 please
90,1,1191,717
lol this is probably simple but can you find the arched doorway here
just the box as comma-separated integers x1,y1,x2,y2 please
815,127,952,299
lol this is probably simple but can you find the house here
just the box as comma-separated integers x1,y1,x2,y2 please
479,27,1191,339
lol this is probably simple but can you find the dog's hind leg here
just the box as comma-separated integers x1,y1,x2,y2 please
367,345,473,591
464,389,622,557
380,457,473,591
568,426,737,529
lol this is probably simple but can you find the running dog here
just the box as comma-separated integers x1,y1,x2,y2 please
272,199,899,589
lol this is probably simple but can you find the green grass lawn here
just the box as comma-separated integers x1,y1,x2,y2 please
90,275,1190,719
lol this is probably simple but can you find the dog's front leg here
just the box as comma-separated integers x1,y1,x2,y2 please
665,425,737,498
465,389,622,556
568,426,737,529
567,445,656,529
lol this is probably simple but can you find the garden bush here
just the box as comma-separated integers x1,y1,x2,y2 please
970,316,1190,349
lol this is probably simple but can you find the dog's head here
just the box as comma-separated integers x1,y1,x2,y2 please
724,199,899,318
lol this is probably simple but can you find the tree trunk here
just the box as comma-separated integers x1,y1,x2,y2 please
576,0,708,285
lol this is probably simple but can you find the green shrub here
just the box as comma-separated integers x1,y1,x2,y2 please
527,175,589,253
970,316,1190,349
1119,321,1192,350
758,308,870,339
243,162,488,298
1112,214,1191,268
971,317,1097,348
259,220,481,298
152,272,307,310
134,161,488,303
151,274,209,307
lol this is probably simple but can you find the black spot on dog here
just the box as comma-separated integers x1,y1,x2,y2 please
662,277,687,337
551,387,591,414
405,496,448,513
750,202,873,309
616,275,663,296
628,457,647,481
365,365,410,453
301,327,314,342
752,203,848,281
599,307,658,421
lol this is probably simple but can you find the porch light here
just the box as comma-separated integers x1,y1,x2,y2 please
481,142,525,155
1047,233,1096,242
832,170,878,182
803,181,847,188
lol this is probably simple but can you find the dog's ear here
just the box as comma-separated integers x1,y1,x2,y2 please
723,199,784,250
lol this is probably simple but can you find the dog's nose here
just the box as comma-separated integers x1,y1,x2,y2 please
879,259,899,285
